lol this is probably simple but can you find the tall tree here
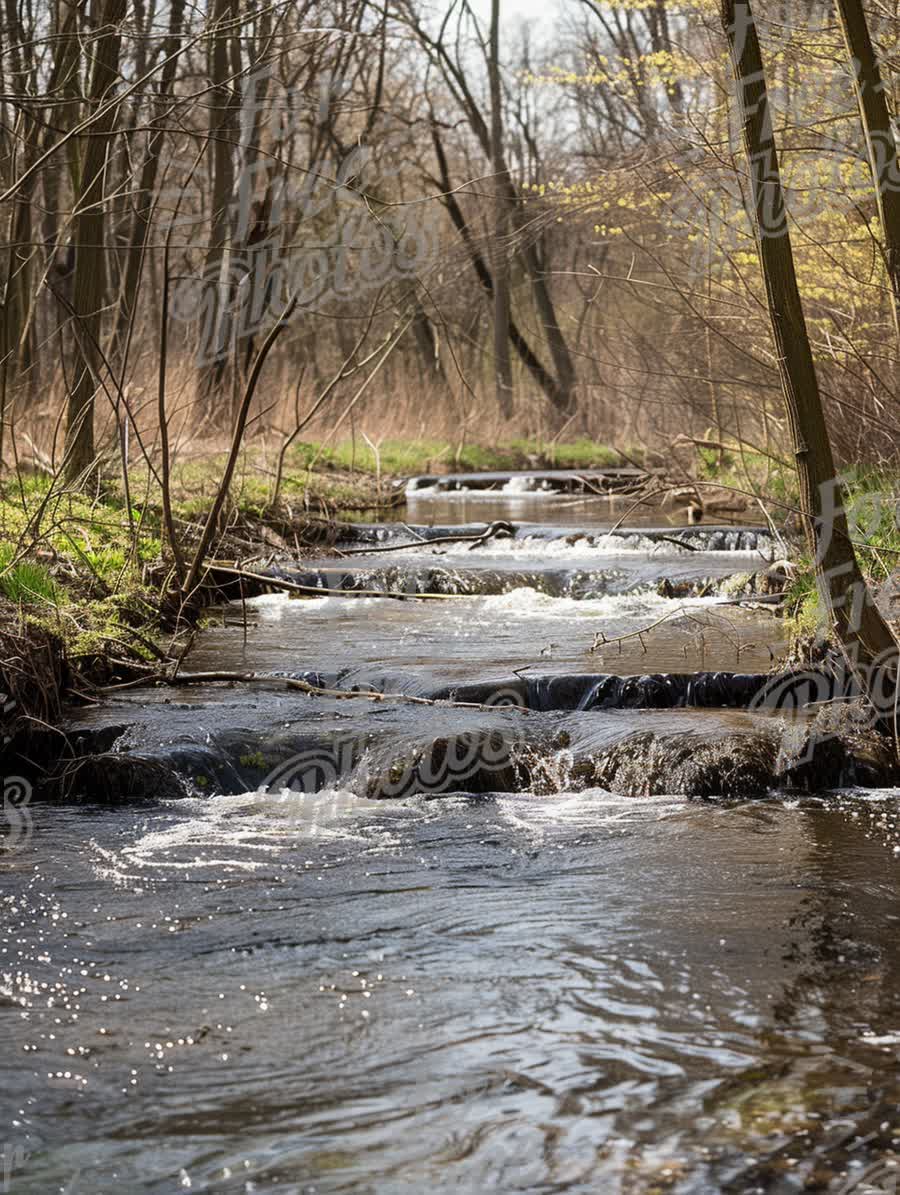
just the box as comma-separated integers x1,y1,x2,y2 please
489,0,513,416
721,0,898,704
401,1,577,418
63,0,128,482
113,0,187,360
429,119,567,407
198,0,240,401
1,0,37,387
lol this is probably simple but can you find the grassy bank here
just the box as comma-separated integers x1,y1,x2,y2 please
0,436,632,719
0,455,387,695
287,436,636,477
780,469,900,645
0,435,633,658
681,444,900,649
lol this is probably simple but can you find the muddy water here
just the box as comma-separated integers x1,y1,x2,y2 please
3,491,900,1194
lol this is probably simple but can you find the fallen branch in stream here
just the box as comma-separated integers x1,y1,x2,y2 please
99,669,531,712
628,532,699,552
284,678,530,711
204,563,471,601
335,520,516,556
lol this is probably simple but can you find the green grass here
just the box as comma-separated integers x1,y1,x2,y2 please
838,467,900,584
0,478,163,658
696,443,796,505
783,553,822,639
0,451,389,663
670,447,900,649
289,437,631,476
0,477,161,582
782,468,900,644
0,545,59,605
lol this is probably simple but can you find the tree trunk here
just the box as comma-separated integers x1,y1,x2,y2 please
2,0,38,385
721,0,898,705
198,0,239,400
833,0,900,339
408,292,450,394
113,0,186,360
63,0,128,483
526,239,576,417
430,121,565,408
489,0,513,417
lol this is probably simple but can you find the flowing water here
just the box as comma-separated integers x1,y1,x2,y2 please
3,488,900,1194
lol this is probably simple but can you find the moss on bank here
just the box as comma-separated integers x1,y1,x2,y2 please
287,436,634,476
0,456,390,688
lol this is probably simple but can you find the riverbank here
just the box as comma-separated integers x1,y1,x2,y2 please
2,443,898,774
0,438,646,682
0,455,385,757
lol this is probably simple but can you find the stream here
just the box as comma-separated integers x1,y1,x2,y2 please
3,483,900,1193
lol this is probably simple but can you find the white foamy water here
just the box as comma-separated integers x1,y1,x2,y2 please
475,588,728,620
467,534,770,560
243,592,386,616
89,787,404,882
343,531,772,561
495,788,687,838
91,783,694,888
406,479,557,497
244,588,730,619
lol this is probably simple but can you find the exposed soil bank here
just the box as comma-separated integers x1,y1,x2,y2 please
0,615,70,768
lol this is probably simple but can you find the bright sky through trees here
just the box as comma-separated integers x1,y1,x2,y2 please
469,0,557,31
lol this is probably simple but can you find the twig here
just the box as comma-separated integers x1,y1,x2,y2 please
589,601,763,653
337,520,514,556
284,678,530,711
204,563,472,601
99,669,531,712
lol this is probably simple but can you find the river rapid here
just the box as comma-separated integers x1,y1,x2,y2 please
3,485,900,1194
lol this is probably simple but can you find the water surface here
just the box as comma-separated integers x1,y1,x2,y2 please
3,491,898,1193
4,792,900,1192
